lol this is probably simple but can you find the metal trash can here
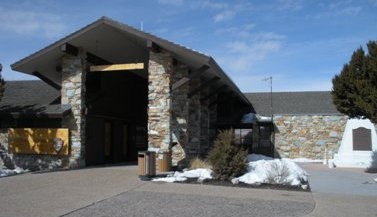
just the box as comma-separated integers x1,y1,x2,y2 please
157,151,171,172
138,151,156,180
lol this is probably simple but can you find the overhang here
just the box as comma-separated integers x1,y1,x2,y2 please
11,16,250,106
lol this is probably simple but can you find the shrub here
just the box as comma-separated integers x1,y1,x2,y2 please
208,129,247,181
266,161,290,184
189,157,212,170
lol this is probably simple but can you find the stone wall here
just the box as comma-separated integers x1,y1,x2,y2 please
61,52,87,168
208,95,217,147
274,115,348,159
171,63,189,166
188,78,201,158
200,88,210,154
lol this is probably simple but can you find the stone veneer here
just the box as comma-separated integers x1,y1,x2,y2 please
148,49,214,166
148,50,173,153
61,52,87,168
274,115,348,159
188,78,201,158
200,88,210,154
171,63,189,166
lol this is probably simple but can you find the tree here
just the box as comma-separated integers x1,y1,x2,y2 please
332,40,377,123
0,63,4,102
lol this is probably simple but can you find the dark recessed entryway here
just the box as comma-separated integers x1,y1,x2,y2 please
85,71,148,165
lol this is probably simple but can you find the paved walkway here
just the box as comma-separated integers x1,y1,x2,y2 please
1,164,376,217
0,165,314,217
301,163,377,217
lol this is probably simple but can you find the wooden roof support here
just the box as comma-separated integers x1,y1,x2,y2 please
89,63,144,72
60,43,79,56
172,65,209,91
200,84,228,102
33,71,61,90
188,76,220,98
60,43,112,65
147,40,160,53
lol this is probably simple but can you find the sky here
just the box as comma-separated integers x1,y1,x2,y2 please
0,0,376,92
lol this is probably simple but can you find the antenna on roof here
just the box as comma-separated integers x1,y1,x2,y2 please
140,21,143,31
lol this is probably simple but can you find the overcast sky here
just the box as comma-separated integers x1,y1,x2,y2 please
0,0,376,92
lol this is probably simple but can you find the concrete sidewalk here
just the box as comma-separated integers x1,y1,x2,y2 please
0,165,314,217
301,163,377,217
0,165,143,217
1,163,376,217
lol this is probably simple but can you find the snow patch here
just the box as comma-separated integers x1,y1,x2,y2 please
152,154,308,189
0,167,26,177
234,154,308,187
153,168,212,183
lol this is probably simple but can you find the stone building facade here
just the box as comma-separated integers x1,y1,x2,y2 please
3,17,250,170
245,91,352,160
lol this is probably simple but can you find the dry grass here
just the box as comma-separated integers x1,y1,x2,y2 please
189,157,212,170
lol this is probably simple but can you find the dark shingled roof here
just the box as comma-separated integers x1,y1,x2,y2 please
0,80,67,118
244,91,341,116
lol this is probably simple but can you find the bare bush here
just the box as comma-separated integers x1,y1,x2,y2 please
189,157,212,170
266,161,290,184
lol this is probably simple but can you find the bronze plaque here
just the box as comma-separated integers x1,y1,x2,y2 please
353,127,372,151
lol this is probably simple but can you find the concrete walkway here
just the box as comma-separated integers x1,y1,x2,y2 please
301,163,377,217
0,165,314,217
1,164,376,217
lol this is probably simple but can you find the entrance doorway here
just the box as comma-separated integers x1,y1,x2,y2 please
85,71,148,166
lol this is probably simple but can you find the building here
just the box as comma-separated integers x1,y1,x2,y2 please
245,91,377,168
0,17,251,170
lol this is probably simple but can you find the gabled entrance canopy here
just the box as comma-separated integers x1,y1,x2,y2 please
11,16,250,106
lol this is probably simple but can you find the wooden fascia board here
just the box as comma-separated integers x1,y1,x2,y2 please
89,63,144,72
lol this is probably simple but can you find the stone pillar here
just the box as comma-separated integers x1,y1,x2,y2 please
187,78,201,158
171,64,189,166
209,94,218,148
148,50,173,152
61,52,86,168
200,88,210,155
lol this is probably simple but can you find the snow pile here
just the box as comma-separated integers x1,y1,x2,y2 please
233,154,308,187
0,167,26,177
153,168,212,183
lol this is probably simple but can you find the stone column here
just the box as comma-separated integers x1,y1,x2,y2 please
171,63,189,166
200,88,210,155
209,94,217,148
148,50,173,152
187,78,201,158
61,52,86,168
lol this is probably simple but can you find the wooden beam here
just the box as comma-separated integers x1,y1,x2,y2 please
172,65,209,91
61,43,112,65
200,84,228,102
33,71,61,90
147,40,160,53
188,76,220,98
89,63,144,72
60,43,79,56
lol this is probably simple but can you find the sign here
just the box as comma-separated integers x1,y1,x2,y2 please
8,128,69,155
